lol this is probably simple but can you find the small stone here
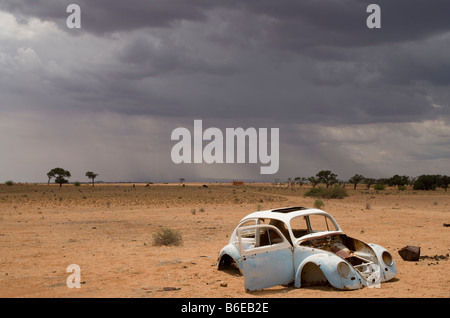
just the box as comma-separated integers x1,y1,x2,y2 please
398,245,420,261
162,286,180,291
220,281,227,287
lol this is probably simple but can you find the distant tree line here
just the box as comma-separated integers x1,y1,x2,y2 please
277,170,450,192
46,167,99,187
4,168,449,192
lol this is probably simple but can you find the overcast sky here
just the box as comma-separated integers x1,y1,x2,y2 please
0,0,449,183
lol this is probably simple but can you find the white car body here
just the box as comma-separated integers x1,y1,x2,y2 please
217,206,397,291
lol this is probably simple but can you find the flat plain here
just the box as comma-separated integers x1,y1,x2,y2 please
0,183,449,298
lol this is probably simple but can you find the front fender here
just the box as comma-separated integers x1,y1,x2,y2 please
294,253,363,290
368,243,398,282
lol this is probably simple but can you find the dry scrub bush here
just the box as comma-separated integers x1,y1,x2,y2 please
152,228,182,246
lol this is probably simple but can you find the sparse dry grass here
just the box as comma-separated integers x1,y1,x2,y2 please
0,183,288,209
0,183,449,298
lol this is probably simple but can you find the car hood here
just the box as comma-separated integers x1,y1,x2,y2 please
298,233,379,265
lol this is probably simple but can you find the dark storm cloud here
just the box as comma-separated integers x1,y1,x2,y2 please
0,0,450,123
1,1,449,123
0,0,213,33
236,0,450,50
1,0,449,182
2,0,450,43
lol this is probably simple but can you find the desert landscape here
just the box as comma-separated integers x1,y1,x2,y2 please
0,182,448,298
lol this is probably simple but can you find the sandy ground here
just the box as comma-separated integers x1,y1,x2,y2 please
0,182,449,298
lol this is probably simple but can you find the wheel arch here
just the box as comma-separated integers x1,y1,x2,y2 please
294,254,362,290
217,244,242,274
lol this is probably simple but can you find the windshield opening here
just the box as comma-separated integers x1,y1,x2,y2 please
290,214,338,239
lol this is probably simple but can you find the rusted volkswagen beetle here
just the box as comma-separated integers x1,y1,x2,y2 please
217,206,397,291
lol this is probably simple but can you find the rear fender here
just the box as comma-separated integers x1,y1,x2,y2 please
217,244,242,273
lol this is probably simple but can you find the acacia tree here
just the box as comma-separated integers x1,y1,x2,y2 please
349,174,365,190
364,178,376,189
307,176,320,188
287,177,293,187
47,171,55,185
440,175,450,192
295,177,306,187
48,168,71,187
388,174,409,189
85,171,99,187
316,170,338,188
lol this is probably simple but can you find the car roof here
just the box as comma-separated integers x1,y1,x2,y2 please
240,206,333,223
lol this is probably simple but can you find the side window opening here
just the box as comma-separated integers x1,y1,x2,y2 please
269,219,292,245
258,228,283,247
240,225,286,251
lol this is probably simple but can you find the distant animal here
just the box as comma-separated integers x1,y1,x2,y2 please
202,184,208,188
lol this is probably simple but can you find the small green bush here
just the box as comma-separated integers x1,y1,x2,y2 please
304,187,322,197
374,184,385,190
5,180,14,186
152,228,182,246
73,182,81,186
314,199,324,209
305,185,348,199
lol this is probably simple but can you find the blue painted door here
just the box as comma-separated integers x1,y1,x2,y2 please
238,225,294,291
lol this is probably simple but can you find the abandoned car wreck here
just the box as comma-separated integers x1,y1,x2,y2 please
217,207,397,292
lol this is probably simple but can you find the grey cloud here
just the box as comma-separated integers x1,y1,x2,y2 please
3,0,450,46
0,1,449,182
238,0,450,50
116,34,238,80
0,0,212,33
284,119,450,179
1,4,449,126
